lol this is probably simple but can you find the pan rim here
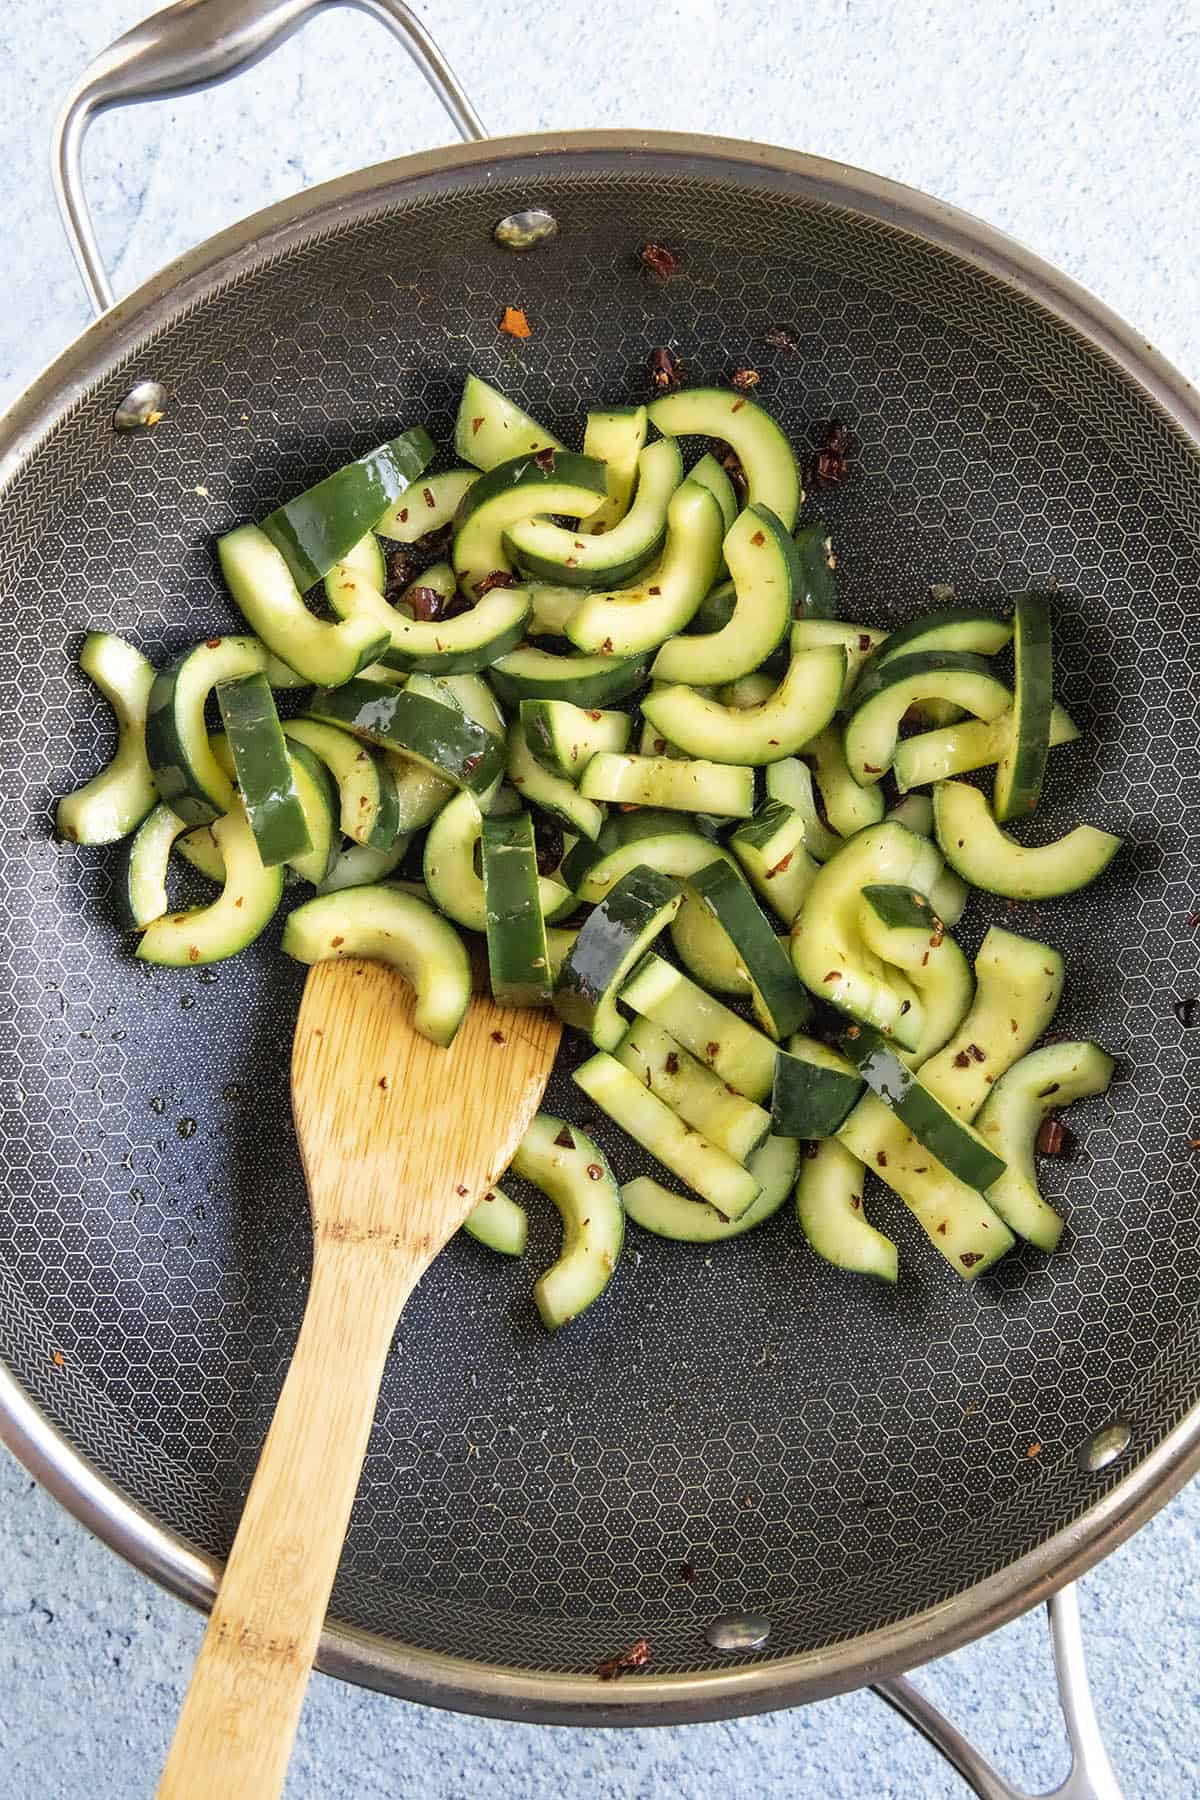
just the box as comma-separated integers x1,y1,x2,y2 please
2,127,1198,1722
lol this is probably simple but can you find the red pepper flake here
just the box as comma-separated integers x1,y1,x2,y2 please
863,763,883,774
1188,1138,1200,1151
499,305,531,339
876,1151,888,1168
953,1050,971,1068
482,1191,496,1204
850,1192,862,1210
823,970,842,983
808,418,853,488
597,1638,651,1681
565,556,579,567
664,1051,680,1075
640,242,677,281
1027,1442,1043,1459
653,738,667,753
937,1221,948,1235
749,529,766,547
407,585,454,622
533,447,557,473
648,346,686,394
204,637,222,650
188,947,200,963
463,753,483,777
1036,1117,1074,1156
378,1075,389,1091
968,1044,986,1063
397,507,409,524
490,1030,506,1045
801,1140,819,1159
767,853,793,877
50,1349,65,1368
1187,912,1200,928
456,1184,469,1197
475,569,520,599
730,399,747,413
586,1163,604,1181
960,1251,983,1269
705,1041,720,1059
899,999,912,1015
600,637,614,655
921,951,930,967
648,585,661,595
554,1124,575,1150
730,368,760,391
471,415,485,435
1011,1018,1020,1033
1037,1081,1060,1097
857,634,872,652
765,327,797,352
331,935,345,948
677,1561,698,1584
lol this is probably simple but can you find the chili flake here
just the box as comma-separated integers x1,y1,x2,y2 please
597,1638,651,1681
648,346,686,395
730,368,760,391
554,1124,575,1150
499,305,531,339
640,242,677,281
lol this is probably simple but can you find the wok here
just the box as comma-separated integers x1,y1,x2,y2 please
1,2,1198,1793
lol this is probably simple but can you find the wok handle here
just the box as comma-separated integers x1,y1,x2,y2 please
52,0,485,315
871,1583,1123,1800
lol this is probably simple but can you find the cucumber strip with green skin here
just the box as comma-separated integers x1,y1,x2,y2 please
688,857,811,1038
257,428,434,589
281,742,340,886
559,809,720,898
929,869,968,927
137,800,283,966
616,1016,772,1160
175,823,224,884
580,753,754,818
885,794,934,837
649,388,802,530
669,891,754,996
790,822,946,1048
933,780,1122,898
325,530,386,594
374,467,479,540
565,480,725,655
730,799,819,924
795,1138,897,1281
893,702,1079,792
580,405,649,532
623,1134,799,1243
489,644,650,709
398,670,507,816
511,1114,622,1329
281,885,471,1046
620,953,778,1101
718,673,777,709
215,673,311,867
764,757,843,861
975,1041,1115,1249
520,700,631,783
792,525,838,619
453,452,607,597
771,1035,864,1138
461,1185,528,1256
508,716,606,840
553,865,683,1048
508,437,683,588
147,635,303,826
802,726,885,836
919,927,1065,1120
838,1022,1006,1190
283,718,400,848
307,678,505,797
856,893,974,1065
993,590,1054,822
481,811,553,1005
649,504,798,684
121,803,190,928
837,1093,1015,1278
573,1051,762,1218
454,374,564,472
687,451,739,531
425,789,569,931
791,620,886,696
58,632,157,844
317,835,411,894
218,525,389,685
528,585,582,637
643,646,844,765
844,651,1013,786
325,561,531,675
869,606,1013,668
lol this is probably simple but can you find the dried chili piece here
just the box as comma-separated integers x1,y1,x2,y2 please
533,447,557,473
1036,1117,1075,1156
596,1638,651,1681
765,327,797,353
499,305,531,339
648,346,686,395
808,418,853,488
730,367,760,392
475,569,521,599
554,1124,575,1150
640,242,677,281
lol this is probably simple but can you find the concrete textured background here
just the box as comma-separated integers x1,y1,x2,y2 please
1,1,1198,1794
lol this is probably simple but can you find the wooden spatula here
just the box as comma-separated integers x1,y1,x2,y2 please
158,959,561,1799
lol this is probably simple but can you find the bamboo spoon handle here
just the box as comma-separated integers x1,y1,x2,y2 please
158,1243,403,1800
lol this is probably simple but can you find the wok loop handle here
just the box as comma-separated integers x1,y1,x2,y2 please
871,1583,1123,1800
52,0,485,316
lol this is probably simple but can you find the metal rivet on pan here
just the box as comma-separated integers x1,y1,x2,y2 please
112,378,167,431
494,209,559,251
705,1612,770,1652
1079,1421,1131,1472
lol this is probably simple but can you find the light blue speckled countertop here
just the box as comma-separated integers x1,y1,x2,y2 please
2,3,1198,1795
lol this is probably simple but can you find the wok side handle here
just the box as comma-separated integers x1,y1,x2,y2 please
52,0,485,316
871,1583,1123,1800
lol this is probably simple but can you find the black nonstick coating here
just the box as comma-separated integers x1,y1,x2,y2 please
1,144,1198,1698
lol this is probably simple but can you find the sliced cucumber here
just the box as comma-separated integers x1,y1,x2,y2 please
643,646,844,766
461,1186,527,1256
325,559,530,675
283,718,399,849
975,1041,1115,1249
885,794,934,837
688,857,811,1038
844,651,1013,786
993,590,1053,822
374,467,479,540
121,803,189,928
565,479,725,655
669,890,753,996
257,428,434,589
173,824,224,884
649,503,798,684
838,1093,1015,1278
508,436,683,587
839,1023,1006,1190
870,606,1012,668
282,742,340,886
327,530,387,592
933,780,1122,898
317,836,411,894
620,953,778,1101
893,702,1079,793
454,374,564,471
791,619,886,694
137,800,283,966
560,811,722,903
488,644,650,709
574,1051,761,1218
616,1016,772,1160
791,525,839,620
307,677,505,797
528,584,581,637
481,810,552,1005
281,885,471,1046
218,525,388,685
687,451,739,532
553,865,683,1048
623,1133,799,1242
147,635,301,826
796,1138,897,1280
730,800,818,924
508,715,606,840
802,726,885,836
718,673,778,710
453,451,607,597
919,927,1066,1120
58,632,157,844
580,405,649,532
545,927,578,982
520,700,631,782
764,756,843,862
511,1114,622,1328
424,788,569,931
215,672,310,867
771,1035,863,1138
857,886,974,1063
580,753,754,818
649,388,801,529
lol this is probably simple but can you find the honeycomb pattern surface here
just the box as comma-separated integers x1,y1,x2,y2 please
1,160,1198,1682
